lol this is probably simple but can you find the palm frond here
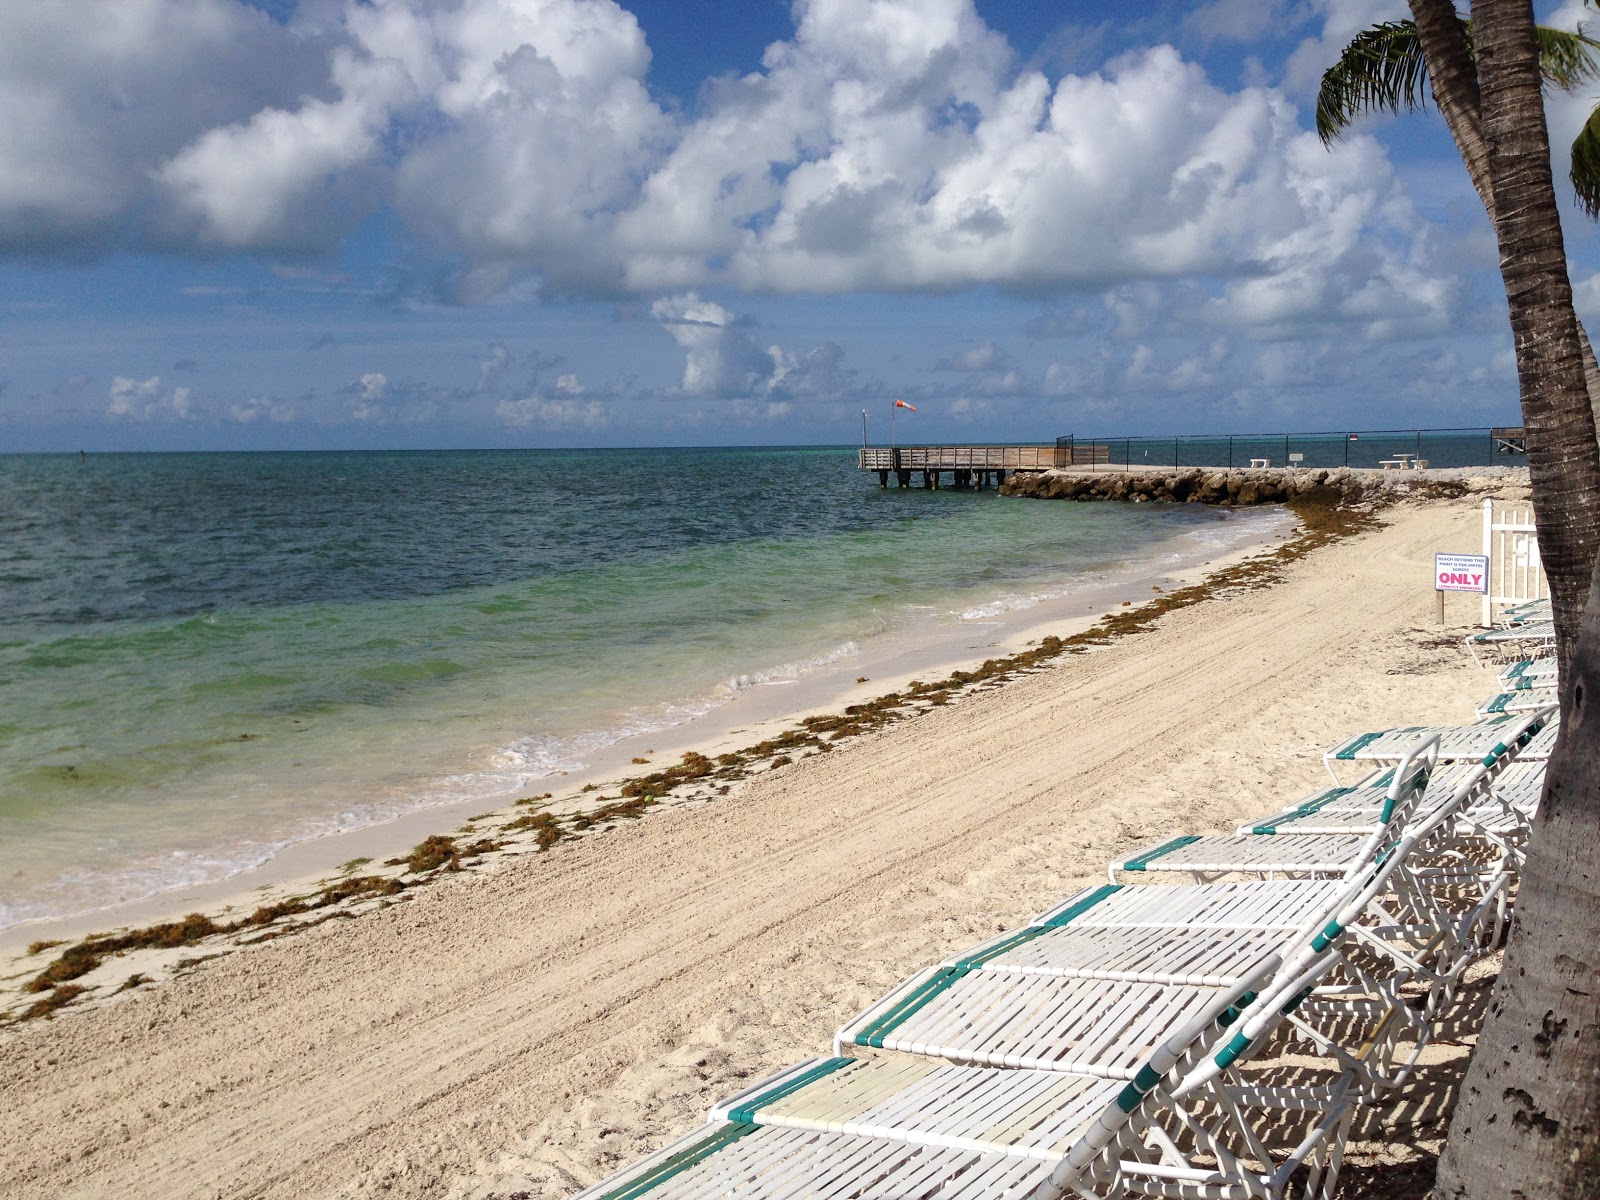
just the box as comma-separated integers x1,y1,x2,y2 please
1571,106,1600,219
1318,19,1600,147
1536,24,1600,92
1316,21,1434,146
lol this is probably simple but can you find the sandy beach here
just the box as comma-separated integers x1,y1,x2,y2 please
0,480,1523,1200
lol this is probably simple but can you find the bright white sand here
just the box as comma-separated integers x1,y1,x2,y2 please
0,483,1521,1199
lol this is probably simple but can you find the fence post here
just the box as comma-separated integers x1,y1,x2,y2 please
1174,438,1180,467
1284,434,1290,464
1482,497,1494,627
1228,435,1233,468
1344,434,1350,467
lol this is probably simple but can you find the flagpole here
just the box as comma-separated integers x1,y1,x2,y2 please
861,409,868,448
891,400,896,448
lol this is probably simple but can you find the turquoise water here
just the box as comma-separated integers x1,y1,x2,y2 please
0,448,1274,927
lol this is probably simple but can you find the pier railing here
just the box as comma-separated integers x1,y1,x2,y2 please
1057,427,1529,471
859,444,1106,471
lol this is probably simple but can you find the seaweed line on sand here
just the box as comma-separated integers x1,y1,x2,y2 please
3,487,1399,1025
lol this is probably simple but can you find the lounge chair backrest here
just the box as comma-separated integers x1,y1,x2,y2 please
1048,954,1283,1191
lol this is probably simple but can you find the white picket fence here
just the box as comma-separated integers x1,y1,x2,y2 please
1481,499,1547,626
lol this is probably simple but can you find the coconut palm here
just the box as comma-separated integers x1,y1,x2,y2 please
1317,16,1600,215
1322,4,1600,1198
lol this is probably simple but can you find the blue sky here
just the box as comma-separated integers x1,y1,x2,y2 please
2,0,1597,451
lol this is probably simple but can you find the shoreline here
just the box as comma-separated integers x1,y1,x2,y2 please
0,504,1291,958
0,478,1529,1200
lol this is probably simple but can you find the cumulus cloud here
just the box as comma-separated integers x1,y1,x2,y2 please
229,396,296,424
107,375,197,420
342,371,390,421
496,392,608,428
478,343,511,387
651,292,776,396
107,375,162,416
649,292,867,405
768,341,859,403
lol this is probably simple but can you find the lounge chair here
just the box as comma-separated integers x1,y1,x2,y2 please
1499,657,1558,690
1322,708,1553,783
1111,737,1438,883
1476,687,1560,717
1466,619,1554,665
1496,597,1551,626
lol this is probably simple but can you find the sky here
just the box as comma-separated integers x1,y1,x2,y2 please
4,0,1600,452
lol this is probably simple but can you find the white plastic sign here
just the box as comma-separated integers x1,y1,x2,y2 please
1435,553,1489,593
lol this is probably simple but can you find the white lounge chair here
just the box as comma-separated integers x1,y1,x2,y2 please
1499,657,1558,690
1322,709,1553,783
1496,597,1551,626
1476,687,1560,717
1466,619,1555,665
1113,737,1438,883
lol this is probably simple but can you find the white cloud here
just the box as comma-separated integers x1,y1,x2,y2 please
0,1,326,252
1282,0,1410,97
156,49,411,249
1185,0,1301,45
107,375,163,417
344,371,391,421
651,292,776,396
107,375,197,420
229,396,296,424
478,343,511,387
496,393,608,428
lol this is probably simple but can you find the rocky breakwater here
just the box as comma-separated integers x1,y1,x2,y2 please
1000,466,1393,507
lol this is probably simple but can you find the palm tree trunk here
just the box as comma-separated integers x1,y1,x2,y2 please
1410,0,1600,679
1409,1,1492,198
1432,4,1600,1197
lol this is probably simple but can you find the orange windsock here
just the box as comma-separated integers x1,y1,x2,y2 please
894,399,918,411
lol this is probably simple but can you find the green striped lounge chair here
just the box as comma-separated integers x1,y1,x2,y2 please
1499,657,1558,690
1249,742,1543,1006
1497,597,1551,626
1466,619,1554,666
1239,753,1544,845
1322,707,1553,784
1475,687,1559,717
1108,737,1440,885
832,814,1465,1113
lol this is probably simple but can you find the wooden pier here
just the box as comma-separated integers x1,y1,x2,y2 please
859,444,1107,490
1492,426,1527,454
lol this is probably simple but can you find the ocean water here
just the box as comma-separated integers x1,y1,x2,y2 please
0,448,1280,929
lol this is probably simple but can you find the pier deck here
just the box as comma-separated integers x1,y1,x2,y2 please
859,444,1107,490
